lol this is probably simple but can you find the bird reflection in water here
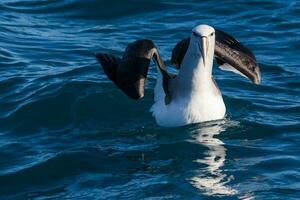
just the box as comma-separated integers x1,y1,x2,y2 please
189,120,238,196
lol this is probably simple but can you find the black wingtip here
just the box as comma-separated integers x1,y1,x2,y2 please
95,52,104,62
95,53,114,66
95,52,120,83
95,52,146,100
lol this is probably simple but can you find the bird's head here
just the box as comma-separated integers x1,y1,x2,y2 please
190,24,215,68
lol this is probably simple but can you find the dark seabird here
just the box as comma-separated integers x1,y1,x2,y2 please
96,24,261,127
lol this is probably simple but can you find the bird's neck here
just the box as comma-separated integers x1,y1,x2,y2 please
177,45,214,93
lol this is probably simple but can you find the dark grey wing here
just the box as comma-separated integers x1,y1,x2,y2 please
96,39,171,103
171,30,261,84
96,53,120,84
215,29,261,84
171,38,190,68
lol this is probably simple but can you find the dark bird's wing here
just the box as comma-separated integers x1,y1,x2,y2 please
214,29,260,84
171,30,261,84
171,38,190,69
96,39,171,104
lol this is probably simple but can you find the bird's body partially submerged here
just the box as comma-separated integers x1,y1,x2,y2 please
96,24,261,127
150,67,226,127
151,25,225,127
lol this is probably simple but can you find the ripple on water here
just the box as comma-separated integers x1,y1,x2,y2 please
0,0,299,199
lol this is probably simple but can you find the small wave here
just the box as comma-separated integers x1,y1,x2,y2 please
1,0,169,20
0,0,299,199
1,78,154,133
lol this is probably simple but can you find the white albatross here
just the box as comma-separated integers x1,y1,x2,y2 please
96,24,261,127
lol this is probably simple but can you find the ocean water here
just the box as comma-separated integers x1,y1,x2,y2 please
0,0,299,199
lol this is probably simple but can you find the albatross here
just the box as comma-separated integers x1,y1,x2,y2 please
96,24,261,127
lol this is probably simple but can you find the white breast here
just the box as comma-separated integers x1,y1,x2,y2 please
150,34,226,127
150,74,226,127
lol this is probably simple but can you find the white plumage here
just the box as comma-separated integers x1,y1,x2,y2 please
96,24,260,127
150,25,226,127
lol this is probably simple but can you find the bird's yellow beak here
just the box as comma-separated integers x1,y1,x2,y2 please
201,36,207,66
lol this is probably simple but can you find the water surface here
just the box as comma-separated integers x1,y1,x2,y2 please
0,0,299,199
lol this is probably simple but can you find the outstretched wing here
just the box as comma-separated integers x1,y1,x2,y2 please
214,29,260,84
171,30,261,84
96,53,121,84
96,39,171,103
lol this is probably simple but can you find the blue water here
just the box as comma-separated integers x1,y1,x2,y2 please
0,0,299,199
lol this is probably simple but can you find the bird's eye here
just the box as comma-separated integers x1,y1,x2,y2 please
210,32,214,36
193,32,198,37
